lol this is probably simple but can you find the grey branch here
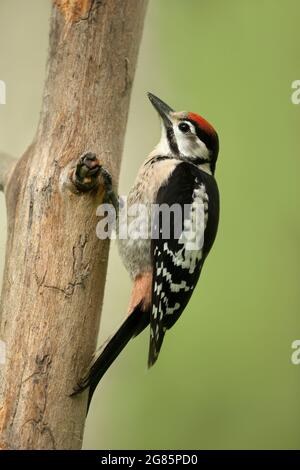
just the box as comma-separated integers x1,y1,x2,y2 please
0,153,17,192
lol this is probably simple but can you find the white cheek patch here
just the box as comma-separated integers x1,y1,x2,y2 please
173,124,210,160
152,123,170,156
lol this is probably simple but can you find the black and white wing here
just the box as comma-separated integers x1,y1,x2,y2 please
148,162,219,366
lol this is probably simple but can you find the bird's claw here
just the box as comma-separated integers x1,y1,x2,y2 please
72,152,118,210
73,152,101,192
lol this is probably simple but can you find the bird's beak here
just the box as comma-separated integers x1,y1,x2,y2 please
147,93,174,128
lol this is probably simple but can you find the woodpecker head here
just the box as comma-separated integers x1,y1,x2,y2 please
148,93,219,175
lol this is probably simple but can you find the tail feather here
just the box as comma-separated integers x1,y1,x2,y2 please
72,304,149,413
148,326,165,368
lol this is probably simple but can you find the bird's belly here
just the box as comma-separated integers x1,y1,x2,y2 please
118,158,178,279
118,236,152,280
118,190,153,279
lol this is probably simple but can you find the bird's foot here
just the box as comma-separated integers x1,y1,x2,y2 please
71,153,118,209
72,152,101,192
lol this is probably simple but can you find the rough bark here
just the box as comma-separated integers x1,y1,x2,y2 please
0,0,148,450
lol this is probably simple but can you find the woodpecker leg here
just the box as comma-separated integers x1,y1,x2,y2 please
99,166,119,211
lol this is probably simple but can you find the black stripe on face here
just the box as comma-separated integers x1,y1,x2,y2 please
167,127,179,155
186,119,219,158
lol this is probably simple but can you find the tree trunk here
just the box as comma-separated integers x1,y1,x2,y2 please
0,0,148,450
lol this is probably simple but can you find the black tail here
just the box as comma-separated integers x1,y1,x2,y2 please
71,304,149,413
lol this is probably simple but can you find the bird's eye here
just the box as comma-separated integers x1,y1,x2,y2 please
178,122,190,133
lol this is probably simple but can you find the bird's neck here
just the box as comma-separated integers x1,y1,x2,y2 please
145,150,213,176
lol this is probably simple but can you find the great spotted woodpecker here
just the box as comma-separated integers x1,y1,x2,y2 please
73,94,220,410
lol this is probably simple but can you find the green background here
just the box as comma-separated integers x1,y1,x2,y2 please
0,0,300,449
